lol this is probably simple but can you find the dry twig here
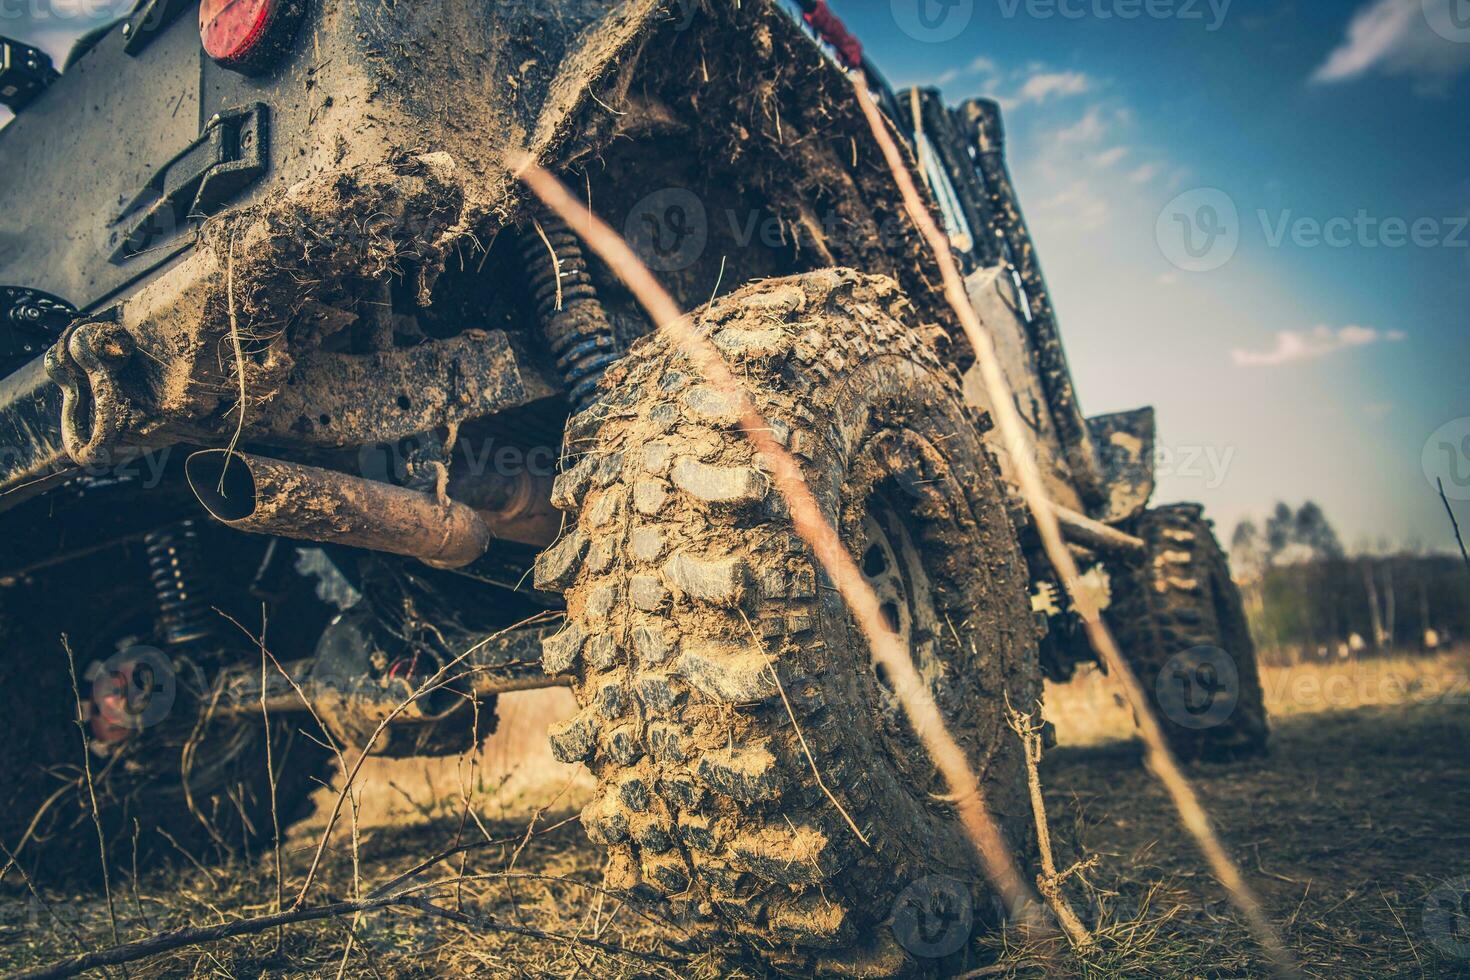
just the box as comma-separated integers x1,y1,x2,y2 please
514,155,1042,921
12,889,682,980
221,235,249,483
1004,697,1095,951
739,609,870,847
61,636,125,966
255,607,286,948
1439,478,1470,578
289,610,557,906
849,67,1296,976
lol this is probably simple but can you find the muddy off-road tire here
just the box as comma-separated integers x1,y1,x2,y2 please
1106,505,1269,762
0,566,332,883
533,269,1042,974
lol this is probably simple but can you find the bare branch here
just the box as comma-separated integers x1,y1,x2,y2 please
13,883,685,980
513,154,1042,922
1438,479,1470,578
850,69,1296,977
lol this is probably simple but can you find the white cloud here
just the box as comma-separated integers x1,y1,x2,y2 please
1037,181,1111,232
1017,70,1092,104
1049,105,1110,146
1129,162,1162,185
936,55,999,87
1312,0,1470,93
1231,325,1407,367
966,56,999,76
961,65,1096,112
1024,99,1151,237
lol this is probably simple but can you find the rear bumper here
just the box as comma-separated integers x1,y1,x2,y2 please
0,153,545,510
0,356,73,507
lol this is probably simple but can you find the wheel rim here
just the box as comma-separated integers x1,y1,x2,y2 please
857,495,951,795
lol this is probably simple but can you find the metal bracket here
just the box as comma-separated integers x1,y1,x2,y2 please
1,286,76,372
109,103,270,264
0,35,58,112
43,314,136,468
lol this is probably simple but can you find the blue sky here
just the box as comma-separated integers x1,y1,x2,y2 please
842,0,1470,552
4,0,1467,550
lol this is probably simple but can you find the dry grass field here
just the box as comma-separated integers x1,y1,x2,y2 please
4,647,1468,978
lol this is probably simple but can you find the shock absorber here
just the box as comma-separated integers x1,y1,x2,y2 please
144,520,215,648
519,210,620,413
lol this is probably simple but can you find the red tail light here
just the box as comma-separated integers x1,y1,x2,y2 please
201,0,305,74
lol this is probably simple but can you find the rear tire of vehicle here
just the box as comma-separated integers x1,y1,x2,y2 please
1105,504,1269,762
0,570,333,886
533,269,1042,975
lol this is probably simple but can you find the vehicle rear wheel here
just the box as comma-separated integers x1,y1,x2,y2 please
533,269,1042,974
0,554,333,885
1105,504,1269,762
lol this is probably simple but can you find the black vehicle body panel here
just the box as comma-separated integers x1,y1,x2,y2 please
0,0,661,312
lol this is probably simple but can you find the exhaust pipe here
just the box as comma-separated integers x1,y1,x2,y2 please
186,450,492,568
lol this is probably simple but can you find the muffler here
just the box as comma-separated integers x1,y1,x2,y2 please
186,449,492,568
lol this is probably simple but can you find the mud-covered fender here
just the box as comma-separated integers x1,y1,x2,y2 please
1087,407,1156,524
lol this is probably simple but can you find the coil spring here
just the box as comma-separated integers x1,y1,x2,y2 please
144,520,215,647
519,211,620,412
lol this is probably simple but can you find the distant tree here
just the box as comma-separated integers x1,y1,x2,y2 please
1265,502,1294,564
1230,519,1275,646
1361,554,1387,650
1292,501,1344,561
1231,519,1264,577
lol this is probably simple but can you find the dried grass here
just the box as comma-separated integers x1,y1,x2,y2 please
1045,645,1470,748
5,651,1466,977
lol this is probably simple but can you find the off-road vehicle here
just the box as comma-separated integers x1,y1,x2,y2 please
0,0,1267,972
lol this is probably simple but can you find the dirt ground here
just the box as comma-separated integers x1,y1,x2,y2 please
3,649,1468,978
